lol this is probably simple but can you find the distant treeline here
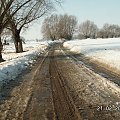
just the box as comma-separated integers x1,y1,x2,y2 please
42,14,120,40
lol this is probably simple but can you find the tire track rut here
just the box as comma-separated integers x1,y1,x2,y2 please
49,51,81,120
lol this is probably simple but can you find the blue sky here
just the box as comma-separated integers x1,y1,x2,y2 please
23,0,120,39
57,0,120,27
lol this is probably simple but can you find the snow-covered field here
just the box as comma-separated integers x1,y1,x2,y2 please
0,41,51,82
63,38,120,72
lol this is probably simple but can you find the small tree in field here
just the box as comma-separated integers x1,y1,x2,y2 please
101,23,120,38
78,20,98,39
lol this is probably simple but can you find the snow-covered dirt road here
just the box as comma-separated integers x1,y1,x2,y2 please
0,42,120,120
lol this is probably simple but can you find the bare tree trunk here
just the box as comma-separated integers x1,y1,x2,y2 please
85,35,88,39
14,40,19,53
0,39,3,61
13,29,23,53
0,37,5,62
18,39,23,52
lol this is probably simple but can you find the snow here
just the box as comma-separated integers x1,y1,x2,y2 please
2,41,49,60
70,46,81,54
63,38,120,71
0,40,51,82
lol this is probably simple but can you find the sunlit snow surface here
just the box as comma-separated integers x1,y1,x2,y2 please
0,41,51,81
63,38,120,71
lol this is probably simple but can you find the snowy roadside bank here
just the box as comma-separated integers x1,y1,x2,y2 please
63,38,120,73
0,41,50,83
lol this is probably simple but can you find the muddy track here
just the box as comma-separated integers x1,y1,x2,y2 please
0,46,82,120
23,53,55,120
1,43,120,120
54,45,120,119
23,48,82,120
0,51,54,120
21,49,83,120
63,48,120,86
49,51,82,120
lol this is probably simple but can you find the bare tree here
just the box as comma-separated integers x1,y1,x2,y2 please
0,0,34,61
8,0,54,53
101,23,110,38
0,0,13,61
97,30,105,38
78,20,98,39
42,14,77,40
59,14,77,39
42,14,60,40
100,23,120,38
0,0,63,61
